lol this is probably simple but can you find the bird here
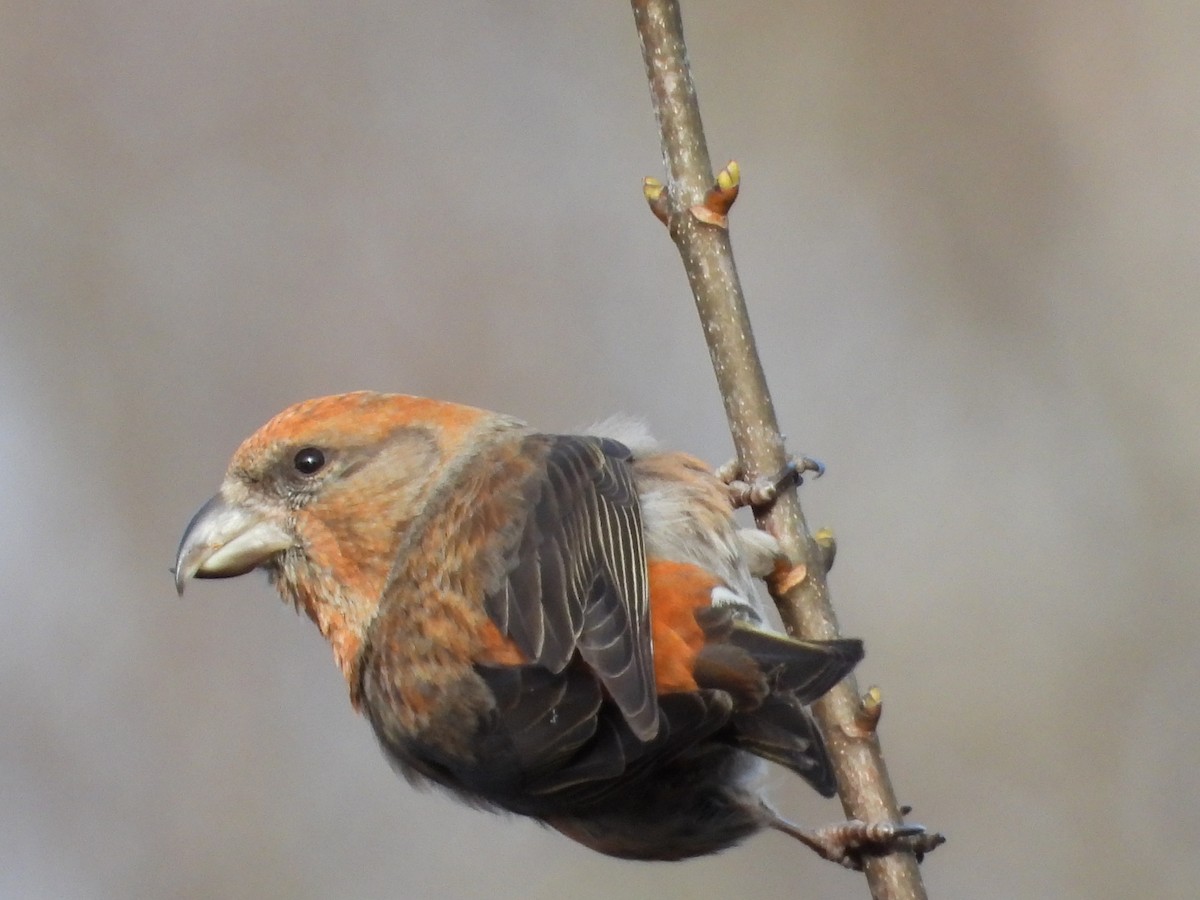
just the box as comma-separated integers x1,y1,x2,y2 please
174,391,863,860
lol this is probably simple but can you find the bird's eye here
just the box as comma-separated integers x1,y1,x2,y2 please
293,447,326,476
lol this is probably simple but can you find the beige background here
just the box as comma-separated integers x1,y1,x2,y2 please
3,3,1196,898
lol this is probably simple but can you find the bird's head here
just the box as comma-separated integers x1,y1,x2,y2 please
174,391,509,680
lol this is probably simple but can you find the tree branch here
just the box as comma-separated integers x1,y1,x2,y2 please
631,2,940,896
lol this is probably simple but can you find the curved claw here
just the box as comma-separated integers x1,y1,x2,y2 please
797,455,826,480
721,455,826,510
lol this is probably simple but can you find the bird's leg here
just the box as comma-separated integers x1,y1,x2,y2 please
718,456,825,510
766,810,945,869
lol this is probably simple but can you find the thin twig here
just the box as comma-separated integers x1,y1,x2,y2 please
631,2,938,897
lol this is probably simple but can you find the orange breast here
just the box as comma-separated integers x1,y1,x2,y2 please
647,559,721,694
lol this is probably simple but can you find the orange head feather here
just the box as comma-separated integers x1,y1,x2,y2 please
205,392,520,685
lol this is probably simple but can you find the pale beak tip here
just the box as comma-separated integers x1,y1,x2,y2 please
174,492,292,594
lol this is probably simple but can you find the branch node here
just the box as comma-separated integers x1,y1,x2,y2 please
716,158,740,191
642,176,670,225
845,685,883,738
688,203,728,229
689,159,741,228
814,526,837,572
769,560,809,596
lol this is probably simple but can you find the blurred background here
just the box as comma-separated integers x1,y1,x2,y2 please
3,2,1197,898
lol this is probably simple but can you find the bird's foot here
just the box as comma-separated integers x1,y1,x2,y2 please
771,815,945,869
717,456,825,510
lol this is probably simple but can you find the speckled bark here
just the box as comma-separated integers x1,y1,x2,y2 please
631,2,932,897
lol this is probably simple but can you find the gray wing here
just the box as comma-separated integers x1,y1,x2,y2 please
484,435,659,741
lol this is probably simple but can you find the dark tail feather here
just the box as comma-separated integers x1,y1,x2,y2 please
694,606,862,703
690,607,862,795
726,621,862,703
731,693,837,796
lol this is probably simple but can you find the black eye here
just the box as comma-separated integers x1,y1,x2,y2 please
293,447,326,475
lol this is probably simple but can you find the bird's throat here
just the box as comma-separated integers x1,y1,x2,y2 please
282,570,376,702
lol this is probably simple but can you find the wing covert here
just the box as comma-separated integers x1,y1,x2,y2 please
484,435,659,741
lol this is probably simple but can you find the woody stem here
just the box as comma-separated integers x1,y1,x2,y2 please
630,2,930,898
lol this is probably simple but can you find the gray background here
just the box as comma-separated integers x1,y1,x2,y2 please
4,3,1196,898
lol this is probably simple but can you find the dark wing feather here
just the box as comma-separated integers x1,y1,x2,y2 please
470,664,733,812
475,664,605,787
528,690,734,805
483,436,659,741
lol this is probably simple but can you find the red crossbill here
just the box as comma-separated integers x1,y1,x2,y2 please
174,391,862,860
